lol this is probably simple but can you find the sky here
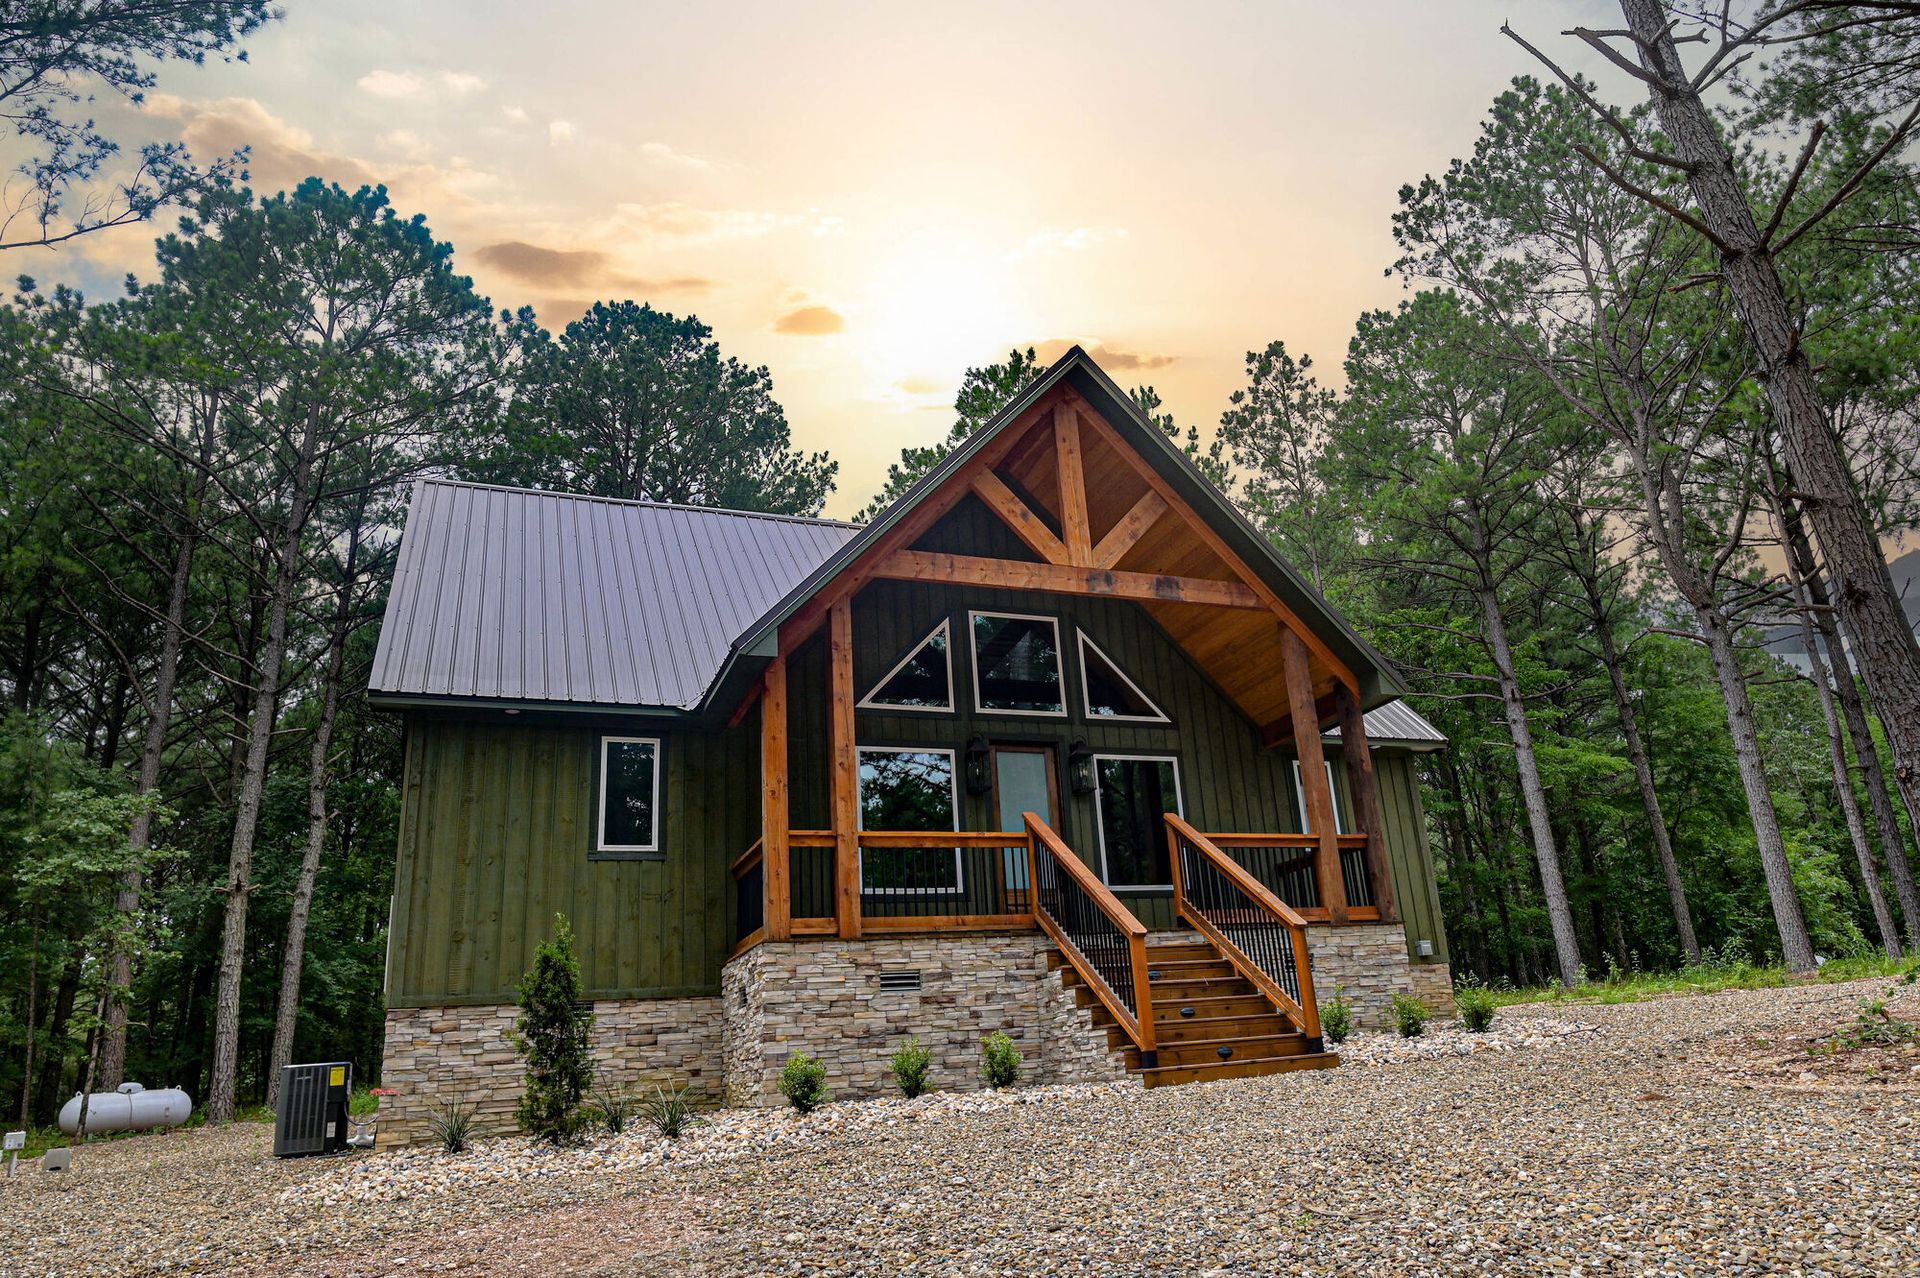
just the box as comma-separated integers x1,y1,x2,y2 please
10,1,1622,518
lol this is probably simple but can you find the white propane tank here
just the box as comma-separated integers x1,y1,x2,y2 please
57,1083,193,1136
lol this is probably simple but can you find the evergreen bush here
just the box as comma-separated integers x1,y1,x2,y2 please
1455,982,1496,1033
981,1031,1022,1088
512,914,596,1143
1391,992,1433,1039
890,1037,933,1098
779,1052,830,1113
1321,987,1354,1044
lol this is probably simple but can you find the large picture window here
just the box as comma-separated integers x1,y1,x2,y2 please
597,736,661,854
969,611,1065,716
1093,754,1183,890
857,747,961,893
858,619,953,711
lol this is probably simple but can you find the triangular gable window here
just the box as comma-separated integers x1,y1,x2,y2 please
859,620,954,711
1078,633,1169,723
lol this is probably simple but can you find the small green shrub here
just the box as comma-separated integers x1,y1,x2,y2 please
1455,982,1496,1034
639,1083,702,1139
890,1037,933,1099
1391,992,1432,1039
981,1031,1022,1089
513,914,596,1144
1320,988,1353,1044
425,1100,477,1153
779,1052,830,1113
589,1085,636,1134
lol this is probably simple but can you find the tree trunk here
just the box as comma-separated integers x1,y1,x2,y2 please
1620,0,1920,908
19,915,40,1127
207,415,322,1124
1476,566,1584,987
35,947,83,1121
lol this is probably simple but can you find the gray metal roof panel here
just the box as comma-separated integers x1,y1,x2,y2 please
369,479,858,710
1325,700,1448,749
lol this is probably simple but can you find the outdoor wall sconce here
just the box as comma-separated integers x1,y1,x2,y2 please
1068,739,1096,796
965,735,992,794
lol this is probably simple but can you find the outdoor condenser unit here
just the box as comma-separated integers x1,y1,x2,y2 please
274,1061,352,1157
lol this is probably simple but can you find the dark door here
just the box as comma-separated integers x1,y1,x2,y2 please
992,744,1057,898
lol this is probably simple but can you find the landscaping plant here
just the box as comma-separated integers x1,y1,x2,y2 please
589,1085,636,1134
1320,988,1353,1044
512,914,597,1143
1391,993,1432,1039
1454,982,1496,1034
779,1052,830,1113
426,1101,478,1153
890,1036,933,1098
981,1031,1022,1089
639,1083,702,1139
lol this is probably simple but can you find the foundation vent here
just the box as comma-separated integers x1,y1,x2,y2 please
877,969,923,993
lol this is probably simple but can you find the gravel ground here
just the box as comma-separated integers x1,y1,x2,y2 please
5,975,1917,1277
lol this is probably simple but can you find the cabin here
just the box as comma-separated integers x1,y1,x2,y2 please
368,347,1451,1140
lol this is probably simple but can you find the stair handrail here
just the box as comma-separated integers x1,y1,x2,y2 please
1165,813,1323,1044
1024,811,1157,1061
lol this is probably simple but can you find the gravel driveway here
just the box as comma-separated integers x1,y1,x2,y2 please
6,976,1916,1276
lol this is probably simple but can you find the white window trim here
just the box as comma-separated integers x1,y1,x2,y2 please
856,745,964,894
967,609,1068,717
857,618,955,713
1076,631,1170,723
1092,752,1184,892
1292,759,1350,835
596,735,662,853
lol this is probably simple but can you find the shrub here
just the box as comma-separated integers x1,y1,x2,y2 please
981,1031,1022,1089
639,1083,702,1139
779,1053,830,1113
1320,987,1353,1044
513,914,596,1144
589,1085,636,1134
425,1101,477,1153
1391,992,1432,1039
1455,982,1496,1034
890,1037,933,1099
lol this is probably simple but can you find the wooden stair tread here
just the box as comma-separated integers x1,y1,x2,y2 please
1139,1052,1340,1086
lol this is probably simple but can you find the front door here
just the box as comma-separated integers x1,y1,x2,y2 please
992,745,1057,899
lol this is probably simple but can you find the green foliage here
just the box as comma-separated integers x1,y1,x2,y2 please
425,1101,478,1153
857,347,1046,520
589,1085,636,1134
778,1053,830,1114
1454,981,1496,1033
1493,951,1915,1008
513,915,596,1144
1320,988,1354,1044
1390,994,1433,1039
638,1082,702,1140
980,1031,1022,1089
889,1036,933,1099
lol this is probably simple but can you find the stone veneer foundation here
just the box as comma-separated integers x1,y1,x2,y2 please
1305,923,1453,1029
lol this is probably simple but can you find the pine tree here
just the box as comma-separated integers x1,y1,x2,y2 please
513,914,596,1143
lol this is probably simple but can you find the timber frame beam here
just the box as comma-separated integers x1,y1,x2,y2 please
871,549,1266,610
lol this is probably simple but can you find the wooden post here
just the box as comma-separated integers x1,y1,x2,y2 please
1282,629,1348,924
761,654,791,941
1053,404,1092,565
829,596,862,939
1334,684,1398,924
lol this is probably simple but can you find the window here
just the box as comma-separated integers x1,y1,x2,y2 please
597,737,661,854
1292,759,1351,835
857,747,961,893
1093,754,1183,890
1077,632,1169,722
969,611,1065,716
858,619,953,711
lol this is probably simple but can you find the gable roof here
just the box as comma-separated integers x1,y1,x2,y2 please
368,479,857,712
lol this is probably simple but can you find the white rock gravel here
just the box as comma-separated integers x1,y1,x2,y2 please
5,977,1916,1277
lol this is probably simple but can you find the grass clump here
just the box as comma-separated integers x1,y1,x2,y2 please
1488,945,1915,1009
981,1031,1022,1089
779,1052,830,1113
639,1083,702,1139
1320,987,1353,1044
890,1037,933,1098
589,1085,636,1134
1454,980,1496,1033
1391,993,1432,1039
425,1100,478,1153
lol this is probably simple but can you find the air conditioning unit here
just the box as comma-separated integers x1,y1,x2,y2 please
274,1061,352,1158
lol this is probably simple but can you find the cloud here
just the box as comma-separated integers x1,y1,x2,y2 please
378,129,430,159
502,105,528,124
605,200,834,244
1010,225,1129,260
860,375,952,410
472,239,711,296
773,304,845,336
358,69,425,99
440,70,487,96
548,120,576,145
1033,338,1177,371
639,140,717,171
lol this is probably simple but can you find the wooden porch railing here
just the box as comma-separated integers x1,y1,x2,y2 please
1166,814,1322,1045
1025,812,1157,1065
1203,832,1380,922
734,829,1036,938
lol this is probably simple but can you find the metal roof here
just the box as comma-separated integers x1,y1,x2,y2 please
368,479,858,711
1327,700,1448,751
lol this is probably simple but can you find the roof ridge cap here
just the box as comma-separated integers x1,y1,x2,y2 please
417,477,864,529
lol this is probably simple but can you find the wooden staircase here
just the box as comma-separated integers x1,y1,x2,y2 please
1049,936,1340,1086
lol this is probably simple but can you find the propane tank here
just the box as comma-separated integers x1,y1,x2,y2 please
57,1083,193,1135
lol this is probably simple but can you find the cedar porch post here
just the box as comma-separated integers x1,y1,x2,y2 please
761,654,791,941
829,596,863,938
1334,684,1399,923
1282,629,1349,924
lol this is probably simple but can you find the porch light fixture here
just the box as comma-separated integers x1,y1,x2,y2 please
1068,739,1096,796
965,735,992,795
